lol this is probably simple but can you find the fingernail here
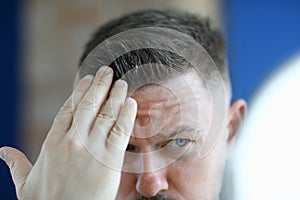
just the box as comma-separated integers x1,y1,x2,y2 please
97,66,112,77
97,66,108,75
104,67,112,74
128,98,135,104
116,80,126,87
82,74,94,81
127,98,137,121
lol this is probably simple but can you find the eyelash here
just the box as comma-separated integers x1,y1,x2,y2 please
126,138,192,152
168,138,190,147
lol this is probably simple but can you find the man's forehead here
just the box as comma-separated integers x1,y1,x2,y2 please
129,72,210,104
129,72,213,139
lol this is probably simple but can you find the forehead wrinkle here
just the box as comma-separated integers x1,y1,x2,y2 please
130,73,212,145
135,95,180,117
136,91,179,105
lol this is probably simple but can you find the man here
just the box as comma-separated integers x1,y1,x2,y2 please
0,10,246,199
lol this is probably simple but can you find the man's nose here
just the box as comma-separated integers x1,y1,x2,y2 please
135,153,169,197
136,171,169,197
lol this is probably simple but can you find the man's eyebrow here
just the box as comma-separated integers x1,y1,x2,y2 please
160,126,203,141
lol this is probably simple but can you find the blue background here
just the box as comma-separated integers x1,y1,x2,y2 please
226,0,300,101
0,0,21,199
1,0,300,199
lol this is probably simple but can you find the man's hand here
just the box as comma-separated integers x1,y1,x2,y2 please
0,66,137,200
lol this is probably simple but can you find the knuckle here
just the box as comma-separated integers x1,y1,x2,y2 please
62,98,74,110
112,122,129,136
98,110,116,122
53,111,72,127
94,79,107,87
58,99,74,116
78,96,97,110
54,112,71,122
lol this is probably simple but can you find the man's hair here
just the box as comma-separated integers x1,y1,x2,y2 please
79,9,229,90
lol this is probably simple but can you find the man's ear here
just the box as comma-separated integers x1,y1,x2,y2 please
227,99,247,145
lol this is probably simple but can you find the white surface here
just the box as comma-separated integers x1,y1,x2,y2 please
233,53,300,200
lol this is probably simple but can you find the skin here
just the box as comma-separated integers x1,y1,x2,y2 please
0,67,246,200
117,72,246,200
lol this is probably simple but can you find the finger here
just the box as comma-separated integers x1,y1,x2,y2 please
0,146,32,198
107,98,137,152
73,66,113,137
89,79,128,144
52,75,94,132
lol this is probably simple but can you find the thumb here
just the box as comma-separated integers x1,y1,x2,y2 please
0,146,32,196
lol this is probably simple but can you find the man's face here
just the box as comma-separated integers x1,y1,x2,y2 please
116,72,231,200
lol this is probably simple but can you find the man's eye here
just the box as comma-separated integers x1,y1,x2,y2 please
126,144,139,153
170,138,190,147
